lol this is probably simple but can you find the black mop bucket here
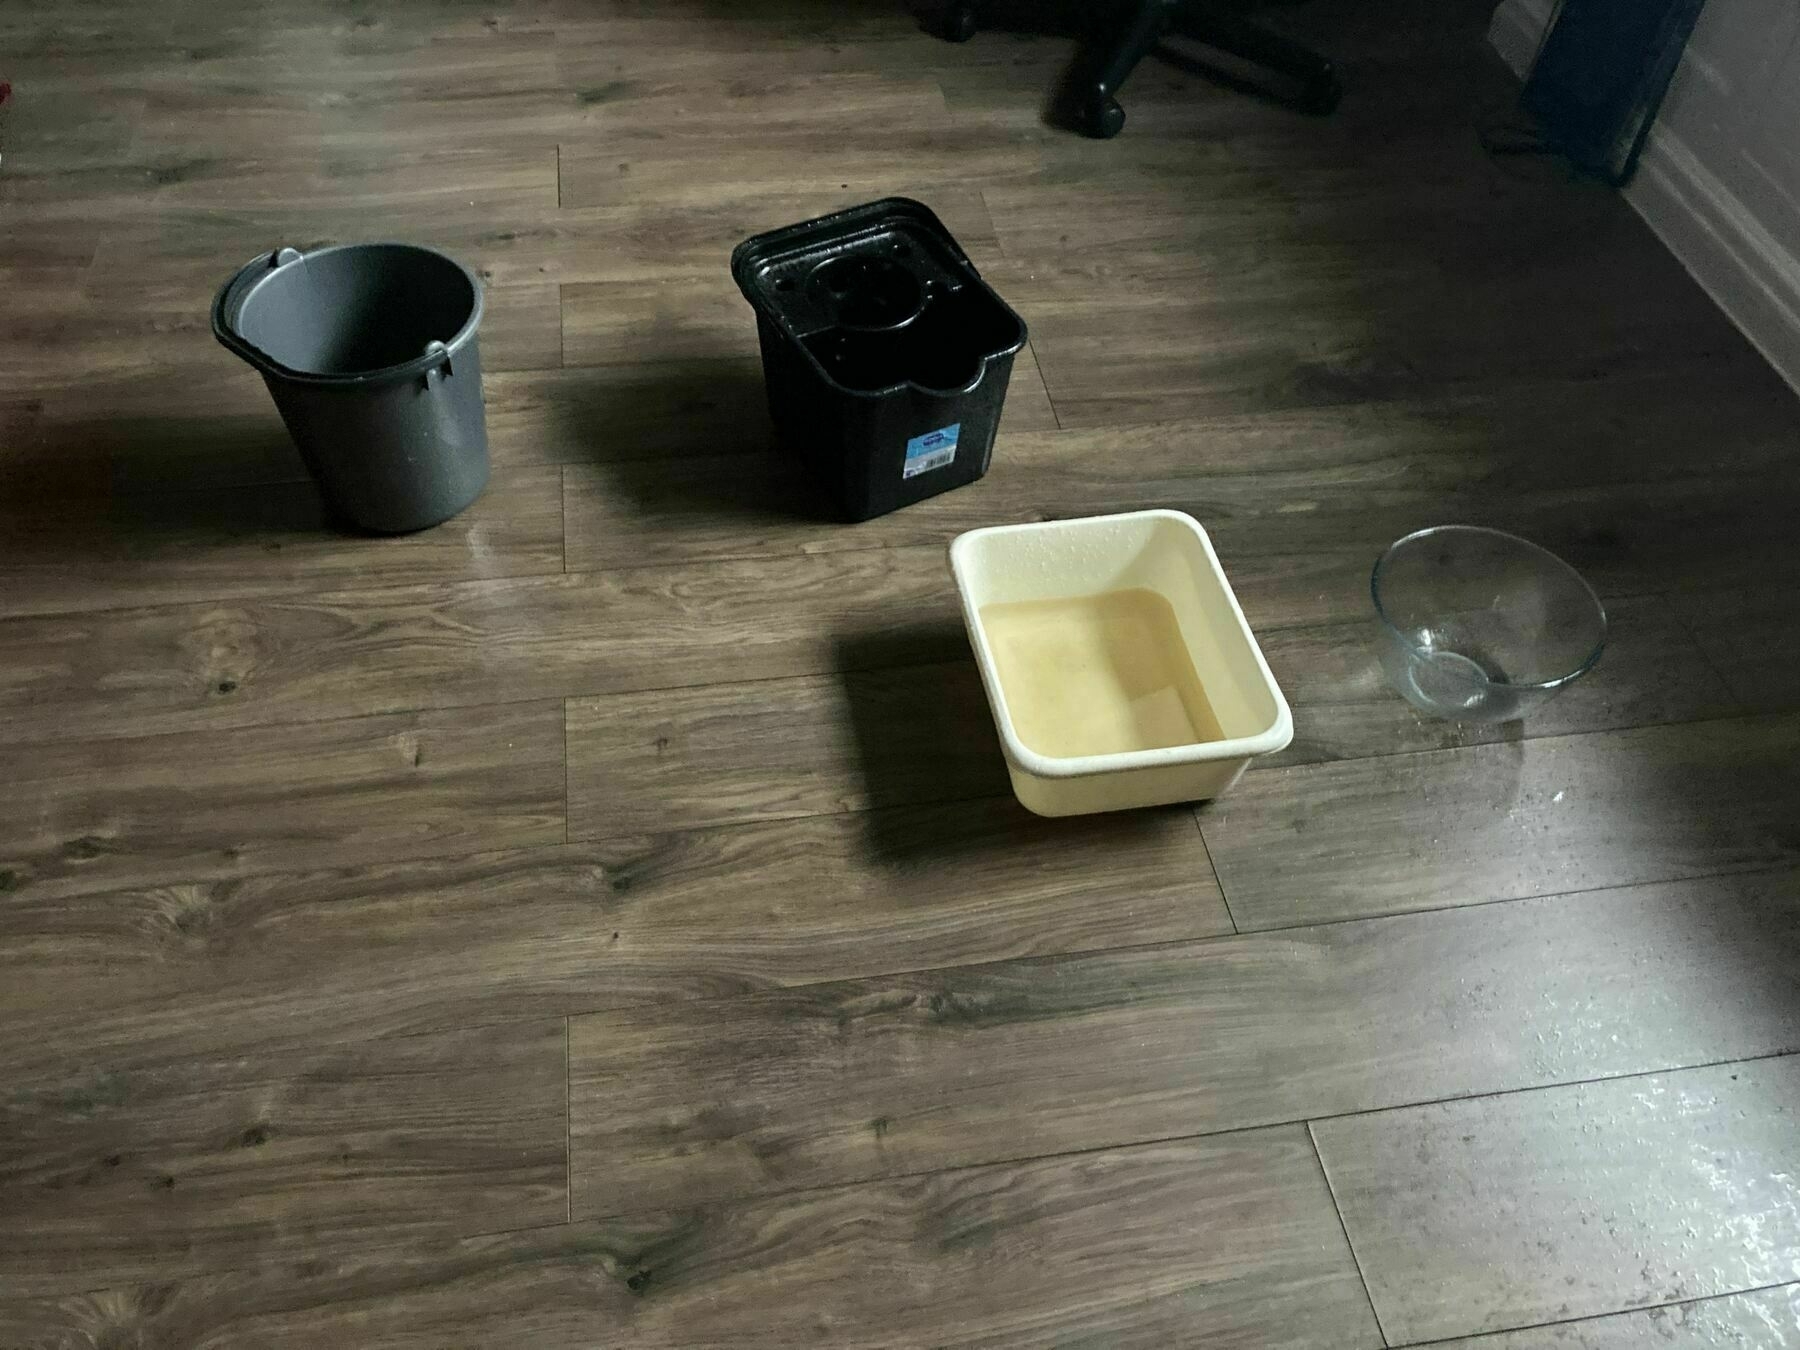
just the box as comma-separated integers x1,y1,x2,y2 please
213,243,490,533
732,198,1027,522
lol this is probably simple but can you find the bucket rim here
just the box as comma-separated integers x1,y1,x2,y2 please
731,196,1028,399
212,241,485,386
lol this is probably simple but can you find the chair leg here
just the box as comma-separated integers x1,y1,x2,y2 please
1174,8,1344,113
1070,0,1179,138
947,0,1342,135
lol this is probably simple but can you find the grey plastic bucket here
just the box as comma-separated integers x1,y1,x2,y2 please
213,242,490,533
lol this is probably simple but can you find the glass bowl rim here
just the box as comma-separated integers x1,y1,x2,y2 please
1371,524,1609,693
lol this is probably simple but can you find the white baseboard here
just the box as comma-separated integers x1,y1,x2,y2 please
1487,0,1800,396
1486,0,1552,79
1630,135,1800,394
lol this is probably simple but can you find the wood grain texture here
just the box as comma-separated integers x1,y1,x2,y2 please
560,370,1797,587
568,870,1800,1219
973,74,1737,263
1202,714,1800,931
22,152,560,402
0,701,565,899
76,150,560,292
0,464,566,619
479,280,565,372
1314,1056,1800,1343
1668,587,1800,714
560,274,757,370
465,184,1002,288
121,49,575,163
484,360,777,465
1427,1285,1800,1348
551,351,1069,573
0,1019,566,1298
1614,479,1800,595
1005,260,1752,428
974,64,1770,426
7,0,1800,1338
567,634,1748,841
0,548,957,745
0,802,1229,1077
555,74,1047,209
0,1130,1380,1349
567,658,1001,837
551,6,1040,76
7,371,306,499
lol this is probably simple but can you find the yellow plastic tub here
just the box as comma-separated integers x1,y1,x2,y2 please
950,510,1293,816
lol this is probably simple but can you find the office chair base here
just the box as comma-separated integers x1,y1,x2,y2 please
936,1,1341,133
1077,94,1128,139
1170,7,1344,116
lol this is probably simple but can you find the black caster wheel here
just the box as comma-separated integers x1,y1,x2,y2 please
940,3,978,42
1298,67,1343,116
1079,95,1127,139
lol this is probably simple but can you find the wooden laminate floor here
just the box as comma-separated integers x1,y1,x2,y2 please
4,1,1800,1345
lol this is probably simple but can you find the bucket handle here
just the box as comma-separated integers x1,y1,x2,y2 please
212,246,304,369
422,340,454,387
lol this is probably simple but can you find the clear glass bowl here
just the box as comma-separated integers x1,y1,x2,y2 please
1372,526,1607,723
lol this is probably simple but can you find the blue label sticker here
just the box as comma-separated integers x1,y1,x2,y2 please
903,423,961,479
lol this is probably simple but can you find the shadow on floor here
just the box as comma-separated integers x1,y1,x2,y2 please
836,623,1009,861
7,411,307,497
572,359,844,529
0,412,343,553
837,619,1213,868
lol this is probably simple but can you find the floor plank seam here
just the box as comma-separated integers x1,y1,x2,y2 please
7,6,1798,1337
1383,1277,1800,1348
19,872,1781,1079
1219,858,1800,936
557,465,569,575
1243,705,1800,776
563,1014,573,1225
0,1207,618,1309
0,692,572,753
16,669,1779,763
9,863,1793,1079
558,785,1020,844
1660,586,1755,712
1289,1045,1800,1135
1188,808,1237,934
556,281,567,369
27,524,1669,623
0,534,963,621
15,1176,1796,1328
0,483,1745,626
1025,338,1065,430
8,833,1792,981
560,1048,1800,1232
1306,1120,1390,1348
0,560,577,624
